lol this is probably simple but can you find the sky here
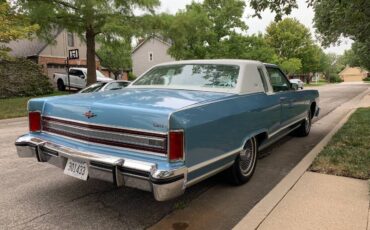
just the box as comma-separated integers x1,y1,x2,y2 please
156,0,352,55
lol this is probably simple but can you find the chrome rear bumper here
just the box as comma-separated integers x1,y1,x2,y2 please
15,135,186,201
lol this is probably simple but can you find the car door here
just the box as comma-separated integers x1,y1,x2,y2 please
69,69,86,88
265,66,299,128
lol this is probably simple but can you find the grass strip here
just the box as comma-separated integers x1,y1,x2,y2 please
310,108,370,179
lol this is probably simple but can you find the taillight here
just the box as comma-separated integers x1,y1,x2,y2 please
29,111,41,132
169,130,184,161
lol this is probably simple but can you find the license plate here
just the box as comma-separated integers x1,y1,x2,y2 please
64,158,88,181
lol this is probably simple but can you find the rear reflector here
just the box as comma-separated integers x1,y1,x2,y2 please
169,130,184,161
29,111,41,132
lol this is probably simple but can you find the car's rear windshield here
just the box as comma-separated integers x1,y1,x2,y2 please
133,64,239,89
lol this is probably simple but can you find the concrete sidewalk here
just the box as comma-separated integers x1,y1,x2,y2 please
256,172,369,230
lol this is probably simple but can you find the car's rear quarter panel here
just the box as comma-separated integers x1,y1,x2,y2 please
170,92,281,181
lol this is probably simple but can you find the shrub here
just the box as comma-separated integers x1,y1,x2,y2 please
363,77,370,82
328,74,343,83
0,58,53,98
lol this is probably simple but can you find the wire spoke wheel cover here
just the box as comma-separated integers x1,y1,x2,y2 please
239,138,257,177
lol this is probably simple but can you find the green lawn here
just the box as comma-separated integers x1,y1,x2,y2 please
0,92,68,120
310,108,370,179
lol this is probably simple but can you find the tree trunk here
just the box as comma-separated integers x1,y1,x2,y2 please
86,27,96,86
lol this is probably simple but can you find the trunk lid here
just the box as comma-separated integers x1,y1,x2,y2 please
41,88,233,132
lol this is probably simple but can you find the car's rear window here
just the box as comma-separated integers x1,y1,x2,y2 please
133,64,239,89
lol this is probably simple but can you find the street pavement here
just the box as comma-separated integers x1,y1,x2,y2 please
0,83,368,229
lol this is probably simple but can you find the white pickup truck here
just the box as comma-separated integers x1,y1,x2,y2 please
53,68,112,91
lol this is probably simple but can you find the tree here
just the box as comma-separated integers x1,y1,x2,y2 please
18,0,159,85
162,0,247,60
0,1,38,59
96,38,132,79
313,0,369,48
280,58,302,76
218,34,279,63
265,18,321,80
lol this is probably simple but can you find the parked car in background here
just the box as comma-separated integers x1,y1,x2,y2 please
16,60,319,201
289,79,304,89
79,80,131,93
53,68,112,91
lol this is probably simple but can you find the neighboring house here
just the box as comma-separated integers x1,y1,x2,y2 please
132,35,175,77
339,66,368,82
7,30,100,79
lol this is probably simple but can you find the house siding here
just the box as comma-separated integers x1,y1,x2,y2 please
132,37,175,77
339,67,367,82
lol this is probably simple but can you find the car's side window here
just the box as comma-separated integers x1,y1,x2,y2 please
266,67,291,92
257,67,269,92
69,69,76,75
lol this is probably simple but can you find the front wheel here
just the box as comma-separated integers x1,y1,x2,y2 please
227,137,258,185
57,79,66,91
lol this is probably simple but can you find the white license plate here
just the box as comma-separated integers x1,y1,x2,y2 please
64,158,88,181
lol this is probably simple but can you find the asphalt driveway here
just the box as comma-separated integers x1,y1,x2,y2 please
0,83,368,229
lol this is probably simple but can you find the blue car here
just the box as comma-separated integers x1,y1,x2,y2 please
15,60,319,201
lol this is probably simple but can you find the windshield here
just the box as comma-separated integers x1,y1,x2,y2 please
133,64,239,89
80,82,106,93
82,70,106,79
105,81,130,91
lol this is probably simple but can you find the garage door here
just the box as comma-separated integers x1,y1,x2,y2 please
342,75,363,82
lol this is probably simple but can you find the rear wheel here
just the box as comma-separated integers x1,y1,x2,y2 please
227,137,257,185
293,110,312,137
57,79,65,91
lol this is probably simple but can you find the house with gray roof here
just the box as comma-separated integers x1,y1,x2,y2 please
132,35,175,77
7,30,100,78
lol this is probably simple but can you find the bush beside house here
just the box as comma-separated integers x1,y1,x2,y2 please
0,58,53,98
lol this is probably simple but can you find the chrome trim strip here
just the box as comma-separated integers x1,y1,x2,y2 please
187,148,241,173
268,114,306,138
43,115,167,136
42,130,167,157
43,120,166,149
186,161,233,187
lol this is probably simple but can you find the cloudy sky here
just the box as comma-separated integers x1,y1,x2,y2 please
156,0,352,54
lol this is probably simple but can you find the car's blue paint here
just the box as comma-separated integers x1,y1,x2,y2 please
29,88,234,133
170,90,318,172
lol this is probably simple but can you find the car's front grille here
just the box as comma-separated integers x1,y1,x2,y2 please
41,116,167,154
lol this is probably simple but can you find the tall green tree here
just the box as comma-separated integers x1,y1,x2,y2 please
265,18,321,78
18,0,159,85
313,0,369,48
0,1,38,59
162,0,247,60
96,38,132,79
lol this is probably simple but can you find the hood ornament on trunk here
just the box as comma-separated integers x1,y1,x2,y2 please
84,111,96,119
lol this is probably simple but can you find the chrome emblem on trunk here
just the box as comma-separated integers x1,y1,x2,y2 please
84,111,96,119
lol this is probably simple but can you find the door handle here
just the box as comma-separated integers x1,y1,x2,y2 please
280,97,287,101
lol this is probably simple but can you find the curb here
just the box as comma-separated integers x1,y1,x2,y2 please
233,88,370,230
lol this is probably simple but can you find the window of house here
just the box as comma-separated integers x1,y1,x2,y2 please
149,52,153,62
67,32,74,47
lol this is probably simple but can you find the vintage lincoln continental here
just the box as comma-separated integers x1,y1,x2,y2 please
15,60,319,201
